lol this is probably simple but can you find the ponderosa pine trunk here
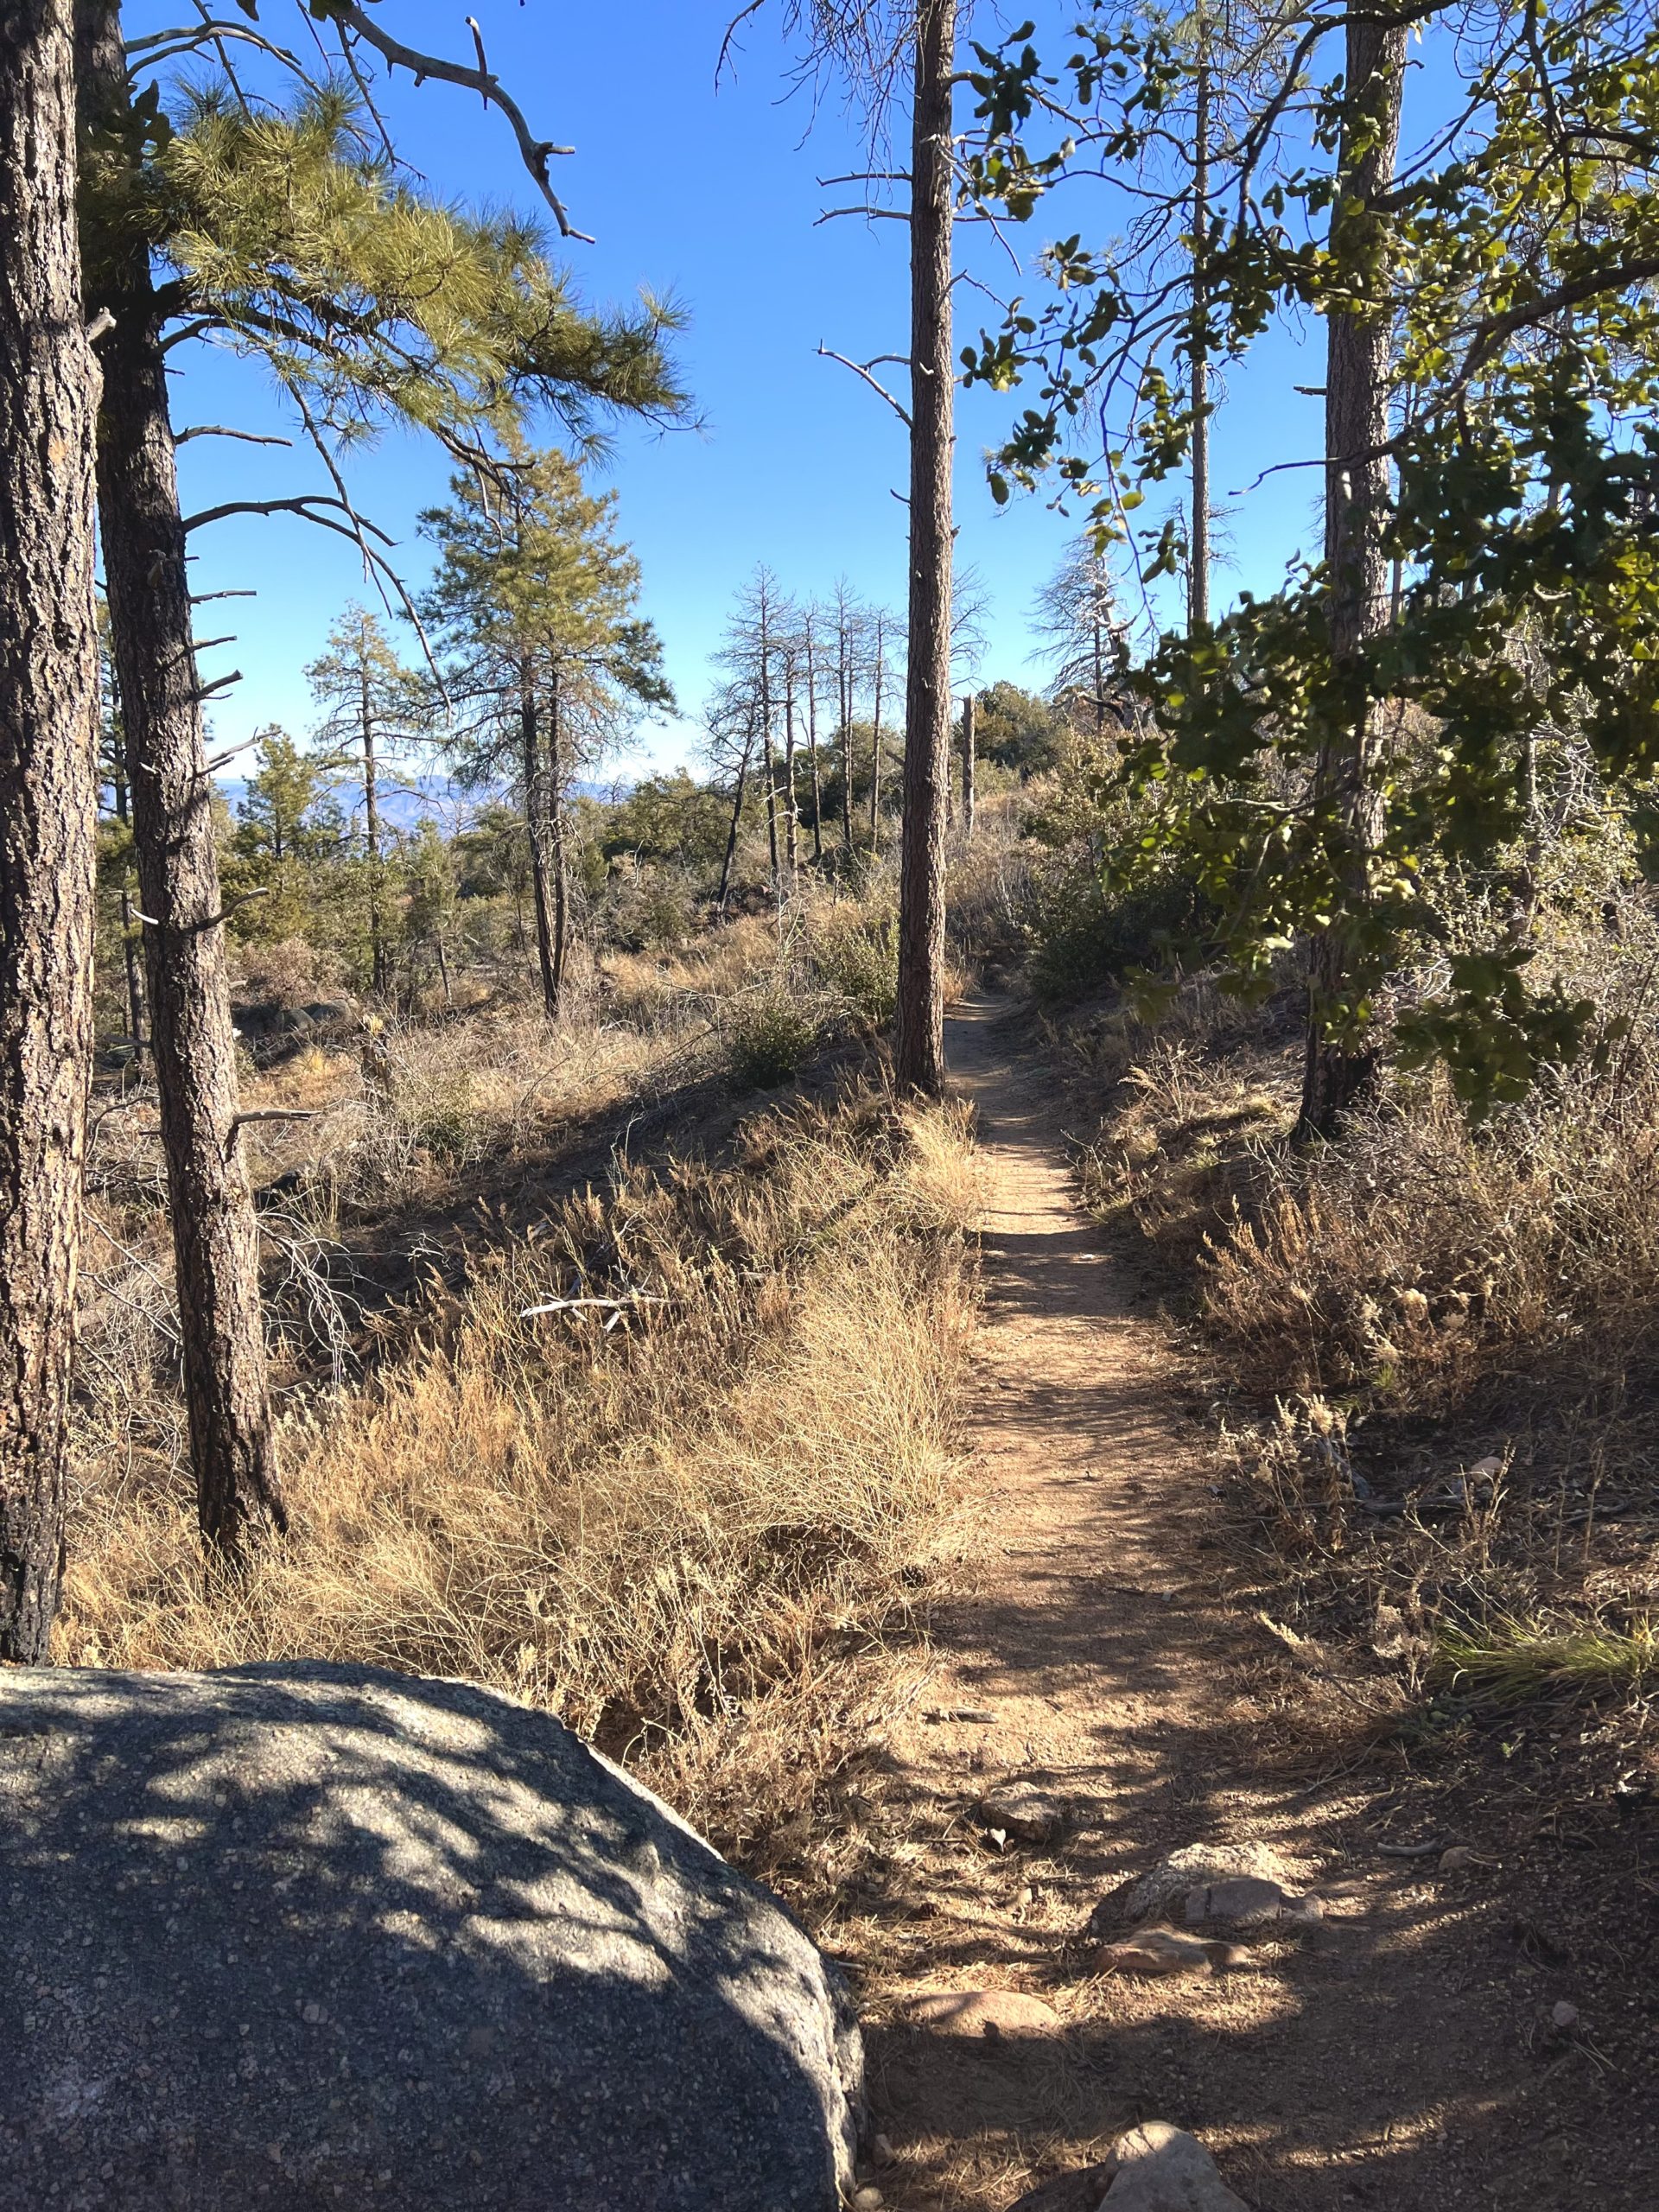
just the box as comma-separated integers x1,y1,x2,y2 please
1297,15,1407,1141
893,0,956,1096
0,0,100,1661
520,668,558,1017
961,692,976,844
79,0,286,1554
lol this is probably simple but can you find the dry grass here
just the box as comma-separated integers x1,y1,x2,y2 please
62,1080,980,1836
1058,882,1659,1718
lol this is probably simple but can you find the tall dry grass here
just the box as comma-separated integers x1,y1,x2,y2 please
62,1083,979,1825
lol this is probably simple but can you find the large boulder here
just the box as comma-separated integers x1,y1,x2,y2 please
0,1662,862,2211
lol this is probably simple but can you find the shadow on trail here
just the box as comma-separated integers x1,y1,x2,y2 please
842,995,1645,2212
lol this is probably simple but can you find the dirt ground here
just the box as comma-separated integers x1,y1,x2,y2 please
815,996,1659,2211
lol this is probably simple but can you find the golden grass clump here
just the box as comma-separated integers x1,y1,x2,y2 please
61,1083,978,1822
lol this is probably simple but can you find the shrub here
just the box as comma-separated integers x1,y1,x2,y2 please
728,992,820,1089
809,908,898,1031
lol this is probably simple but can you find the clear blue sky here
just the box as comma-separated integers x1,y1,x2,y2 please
138,0,1341,779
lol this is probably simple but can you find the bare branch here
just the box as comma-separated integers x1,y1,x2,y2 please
175,425,294,448
817,343,912,427
325,2,591,241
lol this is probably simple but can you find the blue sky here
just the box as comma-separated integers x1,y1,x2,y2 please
139,0,1343,779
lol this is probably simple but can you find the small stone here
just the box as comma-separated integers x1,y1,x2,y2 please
1093,1928,1239,1979
1101,2121,1249,2210
1181,1876,1322,1929
1095,1840,1304,1932
1551,2001,1580,2031
904,1987,1061,2037
976,1783,1067,1847
853,2190,885,2209
301,2001,327,2025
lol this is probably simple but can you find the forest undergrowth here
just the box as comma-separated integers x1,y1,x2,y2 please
61,887,980,1848
1055,873,1659,1794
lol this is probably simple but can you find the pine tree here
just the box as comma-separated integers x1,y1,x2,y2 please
421,447,671,1014
0,0,100,1661
306,607,427,997
75,3,685,1555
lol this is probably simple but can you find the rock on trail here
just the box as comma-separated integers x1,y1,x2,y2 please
0,1660,862,2212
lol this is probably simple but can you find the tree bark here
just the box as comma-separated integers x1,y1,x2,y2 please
961,692,976,844
519,667,558,1017
79,0,286,1554
893,0,957,1097
1189,22,1211,633
0,0,100,1662
1297,15,1407,1141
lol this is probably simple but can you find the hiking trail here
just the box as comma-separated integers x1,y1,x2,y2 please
838,994,1632,2212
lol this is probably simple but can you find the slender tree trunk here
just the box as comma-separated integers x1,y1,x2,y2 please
1297,16,1407,1141
894,0,957,1097
547,668,569,1001
868,620,886,851
434,932,453,1009
804,616,824,863
718,730,753,912
120,887,148,1064
359,668,387,998
79,0,285,1554
838,623,855,859
762,715,781,892
1189,21,1211,632
0,0,100,1661
519,667,557,1017
961,692,976,844
782,660,799,883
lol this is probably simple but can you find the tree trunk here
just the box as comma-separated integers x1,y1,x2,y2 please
1189,22,1211,632
961,692,976,844
893,0,957,1097
782,660,799,884
1297,16,1406,1141
519,667,558,1017
547,669,569,1001
762,715,780,892
120,887,148,1065
838,623,855,859
359,667,387,998
718,731,753,912
804,615,824,863
0,0,100,1662
79,0,286,1554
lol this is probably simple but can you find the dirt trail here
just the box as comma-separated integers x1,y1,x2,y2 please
849,995,1641,2212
